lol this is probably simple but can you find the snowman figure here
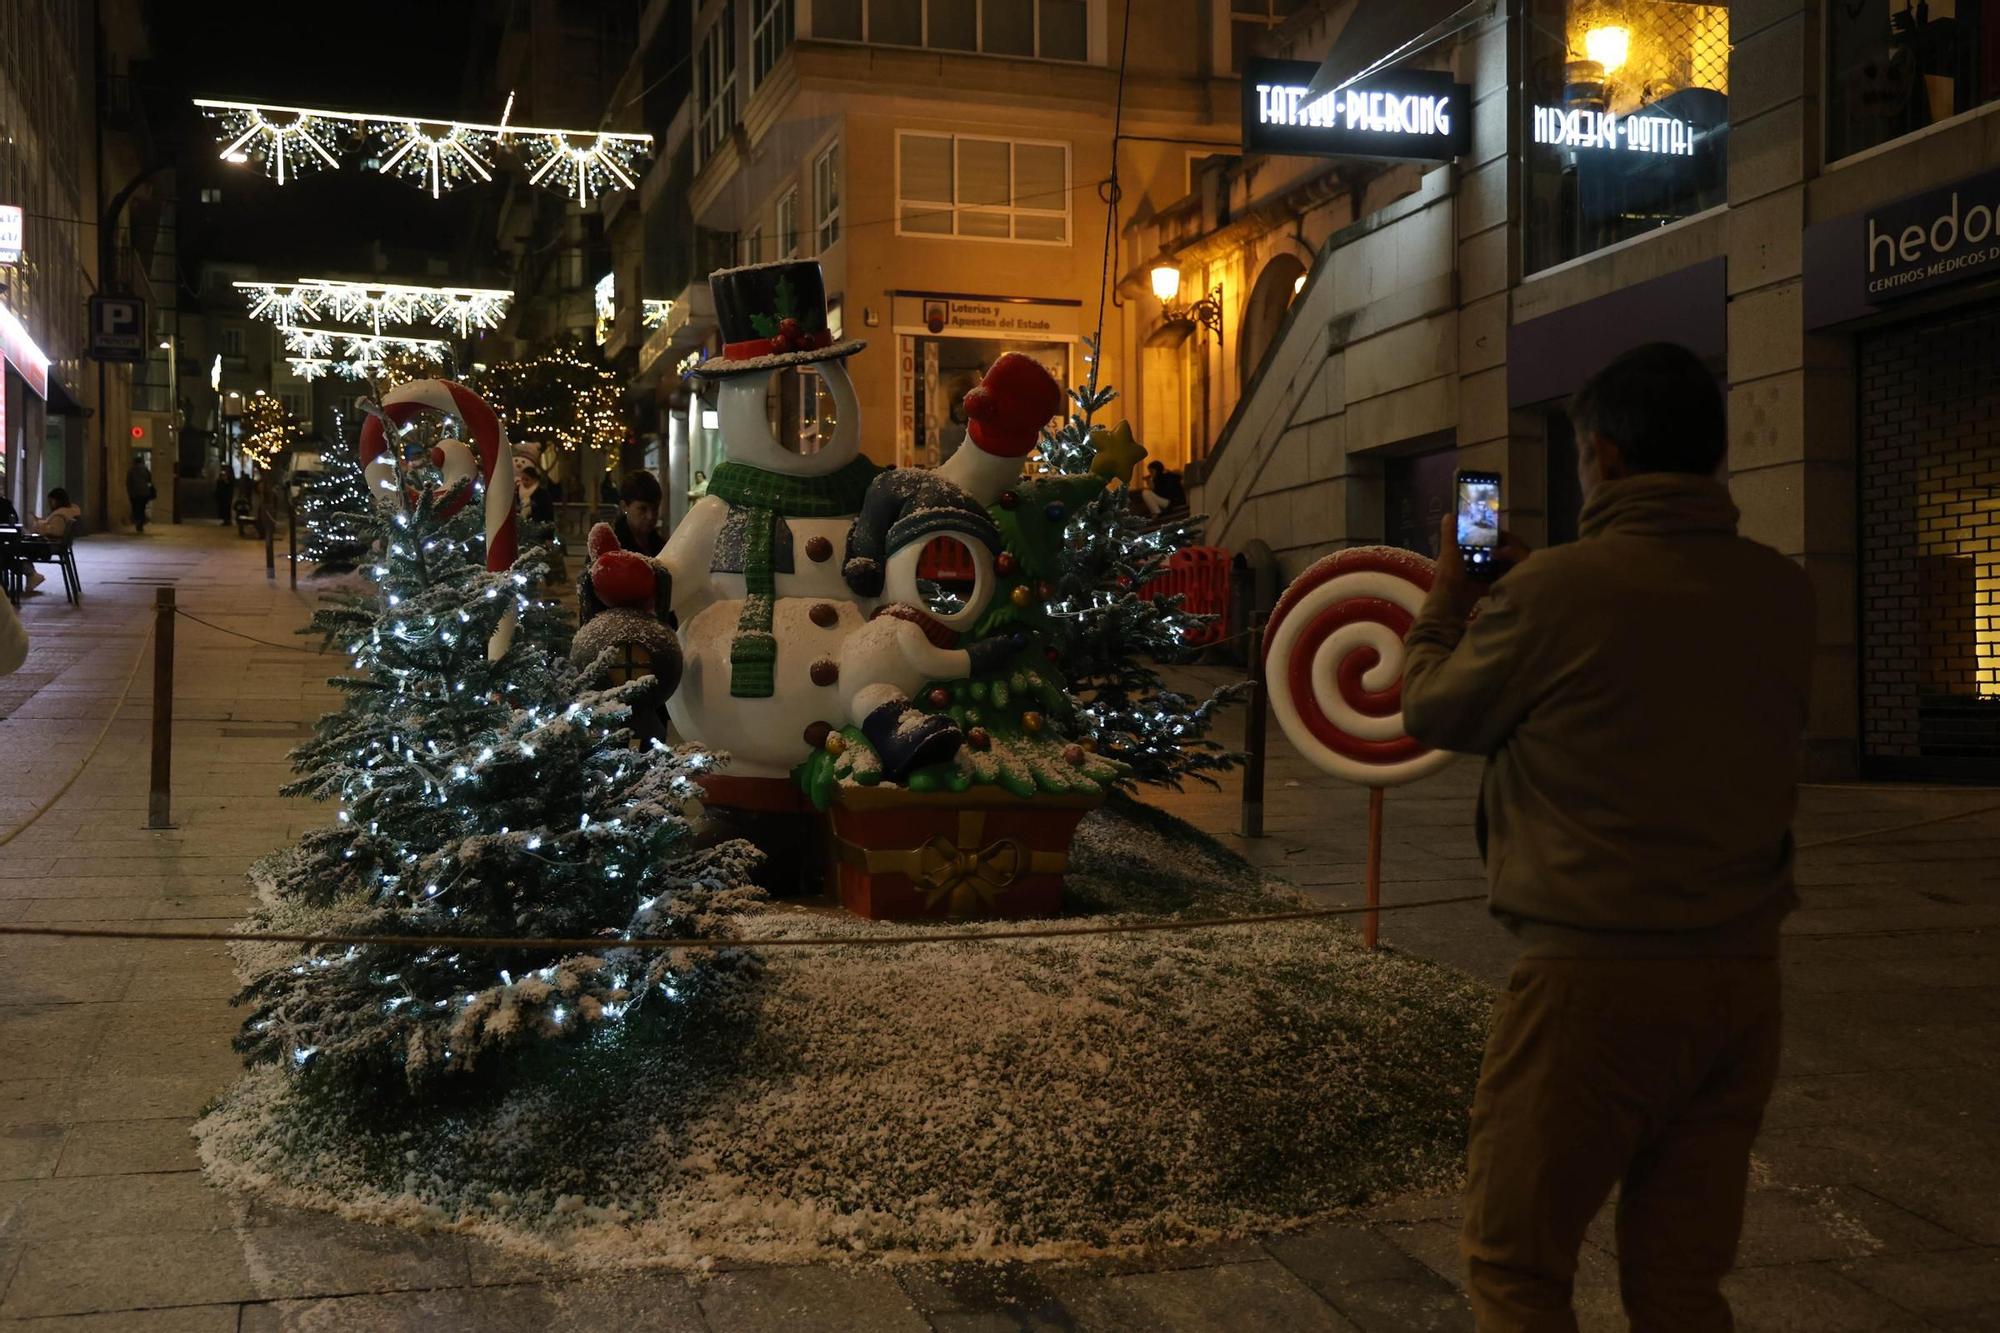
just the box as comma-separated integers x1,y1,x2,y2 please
658,261,1044,801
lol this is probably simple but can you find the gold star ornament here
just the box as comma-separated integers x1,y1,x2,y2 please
1088,419,1148,480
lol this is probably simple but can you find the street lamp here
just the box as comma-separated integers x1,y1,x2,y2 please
1150,264,1181,303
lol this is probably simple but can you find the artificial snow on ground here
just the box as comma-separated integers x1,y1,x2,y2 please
196,796,1489,1270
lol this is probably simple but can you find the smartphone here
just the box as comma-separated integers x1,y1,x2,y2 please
1454,470,1501,575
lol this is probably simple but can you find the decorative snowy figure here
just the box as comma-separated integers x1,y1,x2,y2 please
658,261,1041,799
574,523,681,743
356,378,521,659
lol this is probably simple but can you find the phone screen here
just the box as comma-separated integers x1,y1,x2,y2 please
1455,472,1500,570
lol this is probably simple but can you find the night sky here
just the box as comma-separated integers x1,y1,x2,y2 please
147,0,496,294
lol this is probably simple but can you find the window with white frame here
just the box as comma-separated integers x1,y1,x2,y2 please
814,141,841,250
751,0,793,88
280,392,306,420
697,3,739,167
776,188,800,258
807,0,1087,61
897,131,1068,243
221,326,244,357
744,225,764,264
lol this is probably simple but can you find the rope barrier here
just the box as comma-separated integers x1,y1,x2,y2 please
173,607,328,655
0,893,1489,953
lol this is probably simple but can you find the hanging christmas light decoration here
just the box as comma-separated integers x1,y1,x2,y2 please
194,98,652,202
235,280,513,337
643,299,673,329
283,328,448,381
376,121,499,199
520,131,645,206
211,105,345,185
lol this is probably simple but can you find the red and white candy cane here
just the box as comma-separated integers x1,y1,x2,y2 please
356,378,521,659
1262,545,1453,788
356,378,520,575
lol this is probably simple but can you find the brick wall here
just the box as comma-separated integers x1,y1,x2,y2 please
1858,301,2000,776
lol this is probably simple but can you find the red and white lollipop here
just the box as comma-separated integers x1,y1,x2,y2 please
1262,545,1453,788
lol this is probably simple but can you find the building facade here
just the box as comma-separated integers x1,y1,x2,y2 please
615,0,1274,518
1191,0,2000,783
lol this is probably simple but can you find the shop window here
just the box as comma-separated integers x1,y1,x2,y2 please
814,141,842,250
745,225,764,264
776,188,801,257
1829,1,2000,162
697,3,739,169
896,132,1070,243
1522,0,1730,275
812,0,1088,58
751,0,793,88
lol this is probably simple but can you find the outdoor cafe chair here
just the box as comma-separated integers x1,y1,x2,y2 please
23,517,82,606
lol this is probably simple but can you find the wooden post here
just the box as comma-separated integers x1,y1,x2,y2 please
286,489,297,589
1364,785,1384,949
263,477,276,581
148,586,175,829
1239,613,1268,839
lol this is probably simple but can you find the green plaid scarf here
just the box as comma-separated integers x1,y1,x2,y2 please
706,457,882,698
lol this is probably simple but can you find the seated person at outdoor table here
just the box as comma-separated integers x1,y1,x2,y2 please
611,470,665,557
25,488,81,593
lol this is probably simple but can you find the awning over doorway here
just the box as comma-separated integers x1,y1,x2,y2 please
1303,0,1493,98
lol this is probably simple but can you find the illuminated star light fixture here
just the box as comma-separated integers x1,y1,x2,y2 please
282,326,450,381
194,98,653,203
235,279,514,337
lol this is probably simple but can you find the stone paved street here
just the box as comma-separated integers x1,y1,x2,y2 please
0,524,1995,1331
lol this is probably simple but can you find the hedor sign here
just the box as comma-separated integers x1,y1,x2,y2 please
1863,172,2000,301
1242,59,1470,163
1803,167,2000,328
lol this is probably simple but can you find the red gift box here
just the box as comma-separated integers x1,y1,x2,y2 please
825,787,1102,920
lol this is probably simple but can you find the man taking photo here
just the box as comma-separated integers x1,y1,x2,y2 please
1401,342,1814,1332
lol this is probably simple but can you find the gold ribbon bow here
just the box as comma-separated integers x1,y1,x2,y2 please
838,810,1069,917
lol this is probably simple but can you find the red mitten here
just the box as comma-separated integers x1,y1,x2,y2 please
592,549,656,608
962,352,1065,458
586,521,621,561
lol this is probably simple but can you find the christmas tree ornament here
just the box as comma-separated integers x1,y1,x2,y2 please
998,490,1020,510
572,523,680,743
1011,585,1033,609
995,551,1018,576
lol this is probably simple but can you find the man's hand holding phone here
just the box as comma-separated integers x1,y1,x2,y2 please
1434,512,1534,618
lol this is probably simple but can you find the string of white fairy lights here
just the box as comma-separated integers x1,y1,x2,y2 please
195,97,653,203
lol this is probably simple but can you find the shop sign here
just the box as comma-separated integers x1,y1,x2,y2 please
0,302,50,397
1804,167,2000,327
890,294,1081,339
1530,106,1696,157
1863,173,2000,301
0,205,21,264
1241,60,1469,163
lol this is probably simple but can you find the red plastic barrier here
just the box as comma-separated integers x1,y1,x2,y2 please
1139,545,1232,646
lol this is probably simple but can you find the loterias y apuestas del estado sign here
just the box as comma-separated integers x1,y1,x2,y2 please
1242,59,1470,163
1803,166,2000,327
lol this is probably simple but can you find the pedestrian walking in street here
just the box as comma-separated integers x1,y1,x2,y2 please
126,456,154,532
1400,343,1815,1333
214,470,234,525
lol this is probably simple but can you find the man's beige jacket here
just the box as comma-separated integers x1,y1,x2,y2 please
1402,472,1814,957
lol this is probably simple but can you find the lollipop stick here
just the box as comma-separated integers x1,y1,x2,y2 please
1365,785,1384,950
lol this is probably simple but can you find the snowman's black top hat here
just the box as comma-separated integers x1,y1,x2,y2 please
692,260,866,378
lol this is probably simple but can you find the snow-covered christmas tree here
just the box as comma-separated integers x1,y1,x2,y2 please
238,449,760,1097
294,420,374,574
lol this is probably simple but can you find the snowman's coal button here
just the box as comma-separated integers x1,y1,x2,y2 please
810,659,839,687
805,535,834,563
803,720,833,749
809,601,840,628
